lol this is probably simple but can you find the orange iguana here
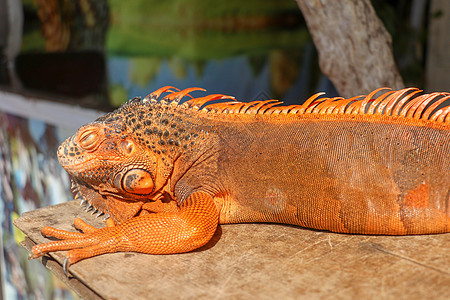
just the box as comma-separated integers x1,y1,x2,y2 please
30,86,449,271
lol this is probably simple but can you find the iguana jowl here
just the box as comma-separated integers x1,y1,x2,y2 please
30,87,450,268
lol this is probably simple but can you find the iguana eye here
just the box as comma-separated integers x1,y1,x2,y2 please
120,140,134,155
121,169,154,194
78,130,99,150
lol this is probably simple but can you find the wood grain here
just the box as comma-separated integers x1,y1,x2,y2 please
14,200,449,300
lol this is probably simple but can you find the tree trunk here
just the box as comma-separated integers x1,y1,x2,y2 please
426,0,450,92
296,0,404,97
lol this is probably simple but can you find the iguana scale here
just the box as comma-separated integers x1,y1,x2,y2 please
30,86,450,269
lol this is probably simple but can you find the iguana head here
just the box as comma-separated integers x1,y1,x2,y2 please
58,87,232,223
58,97,178,223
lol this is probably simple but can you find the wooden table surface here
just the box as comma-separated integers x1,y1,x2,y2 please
14,200,450,300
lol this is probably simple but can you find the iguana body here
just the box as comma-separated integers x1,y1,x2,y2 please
31,87,450,267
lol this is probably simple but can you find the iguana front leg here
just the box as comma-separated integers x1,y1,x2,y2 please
30,192,219,268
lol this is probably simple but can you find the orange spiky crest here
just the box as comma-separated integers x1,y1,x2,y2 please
132,87,449,125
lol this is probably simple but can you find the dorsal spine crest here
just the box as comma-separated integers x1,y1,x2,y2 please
129,87,450,124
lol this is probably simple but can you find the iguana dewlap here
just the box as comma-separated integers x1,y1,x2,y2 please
31,87,450,267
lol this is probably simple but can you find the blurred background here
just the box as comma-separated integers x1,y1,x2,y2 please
0,0,448,298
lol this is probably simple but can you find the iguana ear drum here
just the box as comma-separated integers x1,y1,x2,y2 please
121,169,154,195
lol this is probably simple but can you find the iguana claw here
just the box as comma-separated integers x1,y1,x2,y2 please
63,258,71,276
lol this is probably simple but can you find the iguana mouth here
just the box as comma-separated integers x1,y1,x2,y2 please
69,177,145,224
70,178,110,219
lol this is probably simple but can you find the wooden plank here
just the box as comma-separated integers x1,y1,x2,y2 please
0,91,104,130
20,238,103,300
14,201,450,300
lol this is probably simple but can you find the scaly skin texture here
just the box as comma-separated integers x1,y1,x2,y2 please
31,87,450,267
